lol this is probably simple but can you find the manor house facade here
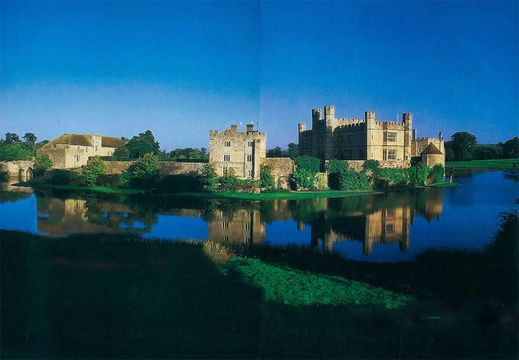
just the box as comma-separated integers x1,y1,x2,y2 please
39,134,126,169
298,105,445,166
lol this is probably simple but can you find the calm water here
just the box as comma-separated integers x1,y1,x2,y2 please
1,170,518,262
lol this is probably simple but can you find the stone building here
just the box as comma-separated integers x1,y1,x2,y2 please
38,134,126,169
298,105,445,167
209,124,266,179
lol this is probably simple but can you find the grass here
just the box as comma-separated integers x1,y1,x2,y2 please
15,181,146,194
426,182,457,188
172,189,379,200
227,257,412,308
1,229,517,359
446,158,519,170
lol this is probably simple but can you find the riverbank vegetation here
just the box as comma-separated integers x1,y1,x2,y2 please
1,210,516,358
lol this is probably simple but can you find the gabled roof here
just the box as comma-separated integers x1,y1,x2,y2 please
50,134,93,147
101,136,126,148
421,142,443,155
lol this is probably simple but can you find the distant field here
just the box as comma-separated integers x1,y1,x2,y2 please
446,158,519,170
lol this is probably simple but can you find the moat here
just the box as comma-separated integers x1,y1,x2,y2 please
1,170,517,262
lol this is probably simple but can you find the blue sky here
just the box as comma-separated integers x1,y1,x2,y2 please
1,1,517,150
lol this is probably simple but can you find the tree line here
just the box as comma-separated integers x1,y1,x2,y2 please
445,132,518,161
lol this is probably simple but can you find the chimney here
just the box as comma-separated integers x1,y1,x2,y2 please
246,123,254,133
230,124,238,132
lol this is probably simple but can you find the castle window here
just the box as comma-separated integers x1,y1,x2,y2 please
223,221,229,229
246,154,252,162
385,223,395,233
248,141,253,147
385,132,397,142
383,149,397,160
223,155,230,161
248,169,252,177
224,141,231,147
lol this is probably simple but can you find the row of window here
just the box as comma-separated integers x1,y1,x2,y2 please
223,154,253,162
224,141,254,147
383,149,397,160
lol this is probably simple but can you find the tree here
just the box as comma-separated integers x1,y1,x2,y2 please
200,164,218,192
363,160,380,175
499,137,519,159
446,132,477,161
82,156,106,186
326,160,349,190
33,154,53,177
260,165,275,191
428,164,445,184
113,146,130,160
121,153,161,187
338,170,372,190
0,142,34,161
294,155,321,174
408,162,431,186
218,168,239,192
267,146,283,157
474,145,498,160
125,130,160,158
290,168,316,191
287,143,299,159
22,133,37,144
5,133,20,143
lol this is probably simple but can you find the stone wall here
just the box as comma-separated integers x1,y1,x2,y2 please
102,160,205,176
262,157,294,189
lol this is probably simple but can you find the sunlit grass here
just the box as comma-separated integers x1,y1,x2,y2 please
446,158,519,170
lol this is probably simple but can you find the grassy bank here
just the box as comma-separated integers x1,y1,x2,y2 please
16,181,146,194
1,229,516,359
426,182,457,188
172,189,379,200
446,158,519,170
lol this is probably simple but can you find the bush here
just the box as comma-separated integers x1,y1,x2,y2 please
260,165,275,191
0,142,35,161
338,170,372,190
294,156,320,174
314,173,328,190
376,168,409,188
200,164,218,192
363,160,380,175
113,146,130,160
408,162,431,186
428,164,445,184
48,169,80,185
120,153,161,188
236,179,259,193
97,174,122,188
218,168,239,192
156,174,203,193
81,156,106,186
290,168,316,191
33,154,53,177
326,160,348,190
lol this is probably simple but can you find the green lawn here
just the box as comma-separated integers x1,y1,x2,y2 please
446,158,519,170
172,189,379,200
15,182,146,194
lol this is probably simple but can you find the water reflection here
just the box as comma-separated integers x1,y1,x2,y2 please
1,170,517,262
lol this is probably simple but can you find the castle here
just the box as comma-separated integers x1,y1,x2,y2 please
38,134,126,169
209,123,266,179
298,105,445,167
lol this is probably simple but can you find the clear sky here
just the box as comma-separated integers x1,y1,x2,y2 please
1,1,517,150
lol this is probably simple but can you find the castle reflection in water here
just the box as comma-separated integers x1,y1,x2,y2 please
33,188,445,257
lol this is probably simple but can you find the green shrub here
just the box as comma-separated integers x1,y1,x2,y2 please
97,174,122,188
120,153,161,188
428,164,445,184
218,168,239,192
375,168,409,188
408,162,431,186
200,164,218,192
363,159,380,174
113,146,130,160
236,179,259,193
338,170,372,190
326,160,349,190
81,156,107,186
314,172,328,190
156,174,203,193
33,154,53,177
260,165,275,191
290,168,316,191
48,169,80,185
0,142,35,161
294,156,320,174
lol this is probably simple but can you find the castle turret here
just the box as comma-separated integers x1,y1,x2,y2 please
324,105,335,121
298,122,306,133
246,123,254,133
312,108,322,127
402,112,413,129
364,110,376,125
